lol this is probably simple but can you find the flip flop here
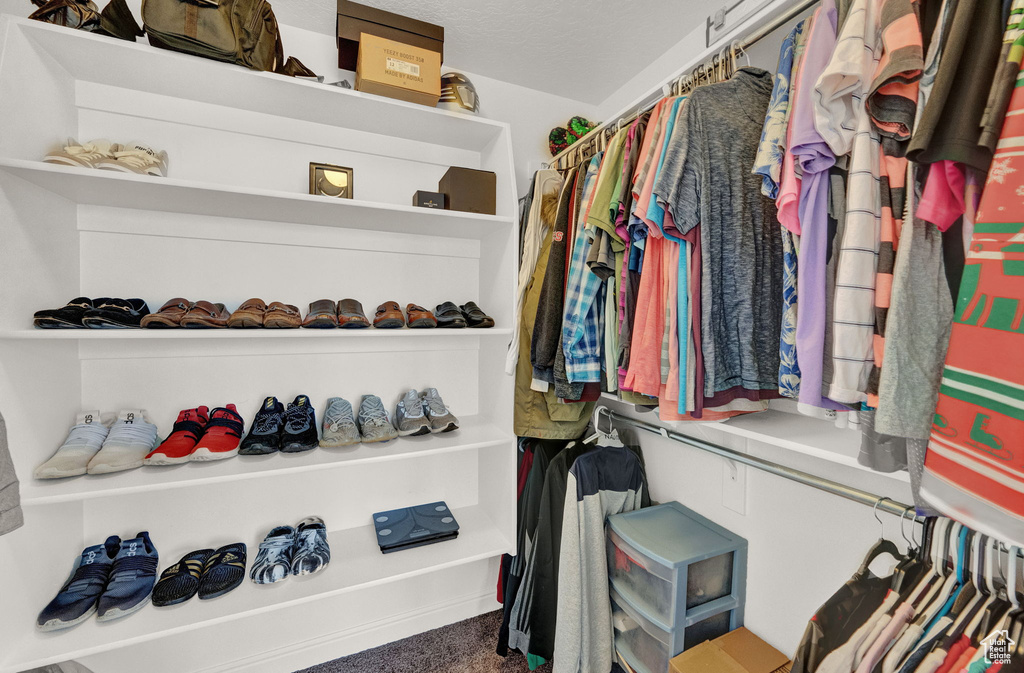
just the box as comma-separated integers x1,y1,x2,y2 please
198,543,247,600
152,549,214,607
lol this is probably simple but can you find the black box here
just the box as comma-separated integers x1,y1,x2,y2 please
438,167,496,215
413,190,447,209
337,0,444,72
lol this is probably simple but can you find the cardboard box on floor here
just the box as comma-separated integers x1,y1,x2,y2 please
669,627,791,673
355,33,441,107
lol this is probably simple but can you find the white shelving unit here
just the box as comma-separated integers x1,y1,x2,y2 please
0,16,516,673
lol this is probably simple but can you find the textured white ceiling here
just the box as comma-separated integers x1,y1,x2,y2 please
273,0,719,104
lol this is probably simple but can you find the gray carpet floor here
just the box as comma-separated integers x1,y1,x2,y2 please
295,610,552,673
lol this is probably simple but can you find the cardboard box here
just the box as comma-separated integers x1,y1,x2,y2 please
669,628,791,673
337,0,443,71
355,33,441,107
438,167,496,215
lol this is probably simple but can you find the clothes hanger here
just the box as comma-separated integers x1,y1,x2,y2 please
583,407,624,448
970,537,1014,647
859,498,903,576
731,41,751,70
891,508,927,594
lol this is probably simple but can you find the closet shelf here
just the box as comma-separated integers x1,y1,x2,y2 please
21,417,510,505
12,17,506,153
718,411,911,483
0,327,512,341
603,395,911,484
8,505,511,672
0,159,513,239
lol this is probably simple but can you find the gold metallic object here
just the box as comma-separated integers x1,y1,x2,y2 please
309,162,354,199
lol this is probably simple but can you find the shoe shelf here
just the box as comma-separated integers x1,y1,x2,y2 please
0,327,513,341
10,18,507,154
20,417,510,506
0,13,518,671
0,159,514,240
5,504,512,672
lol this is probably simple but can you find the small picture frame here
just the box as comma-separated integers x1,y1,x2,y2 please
309,162,354,199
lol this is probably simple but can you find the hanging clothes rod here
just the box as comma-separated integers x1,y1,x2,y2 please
598,406,917,519
546,0,819,169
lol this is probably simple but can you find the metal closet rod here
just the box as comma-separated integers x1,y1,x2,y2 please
599,407,917,518
546,0,820,169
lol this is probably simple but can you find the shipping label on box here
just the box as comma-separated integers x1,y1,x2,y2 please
356,33,441,107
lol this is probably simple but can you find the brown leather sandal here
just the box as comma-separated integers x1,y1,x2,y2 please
264,302,302,328
227,298,267,328
141,298,192,328
406,304,437,329
373,301,405,329
337,299,370,329
301,299,338,328
181,301,230,328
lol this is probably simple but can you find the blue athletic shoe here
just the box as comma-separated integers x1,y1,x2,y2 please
37,535,120,631
96,532,159,622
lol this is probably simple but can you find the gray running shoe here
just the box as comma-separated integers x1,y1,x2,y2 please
320,397,360,447
395,390,431,436
358,395,399,444
421,388,459,433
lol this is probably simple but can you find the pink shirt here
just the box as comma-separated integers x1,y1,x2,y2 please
917,160,965,231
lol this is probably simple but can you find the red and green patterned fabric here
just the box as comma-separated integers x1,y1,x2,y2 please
921,63,1024,546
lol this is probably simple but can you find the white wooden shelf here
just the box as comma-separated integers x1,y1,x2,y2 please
0,159,513,238
0,327,512,341
602,395,911,483
718,410,911,483
13,18,507,153
22,417,510,505
8,505,511,671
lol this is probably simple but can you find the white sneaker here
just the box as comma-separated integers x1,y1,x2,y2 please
87,410,158,475
43,138,118,169
95,142,168,177
35,411,115,479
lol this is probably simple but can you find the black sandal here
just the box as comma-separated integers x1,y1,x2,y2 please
198,543,247,600
152,549,214,607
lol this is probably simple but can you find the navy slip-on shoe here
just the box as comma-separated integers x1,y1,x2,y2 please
37,535,120,631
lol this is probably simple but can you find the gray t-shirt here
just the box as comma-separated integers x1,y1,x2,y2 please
664,68,783,396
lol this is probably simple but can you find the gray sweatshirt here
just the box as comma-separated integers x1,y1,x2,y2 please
553,445,646,673
0,412,24,536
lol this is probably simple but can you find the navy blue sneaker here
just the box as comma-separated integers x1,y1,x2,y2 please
239,396,284,455
37,535,120,631
281,395,318,453
96,532,159,622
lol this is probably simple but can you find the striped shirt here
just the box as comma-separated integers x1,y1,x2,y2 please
814,0,884,404
866,0,923,403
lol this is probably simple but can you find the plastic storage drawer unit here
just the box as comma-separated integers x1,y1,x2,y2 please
610,585,739,673
606,501,747,633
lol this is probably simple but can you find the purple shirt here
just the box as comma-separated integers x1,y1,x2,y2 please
789,1,845,410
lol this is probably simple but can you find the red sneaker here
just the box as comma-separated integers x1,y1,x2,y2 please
190,404,244,461
144,407,209,465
